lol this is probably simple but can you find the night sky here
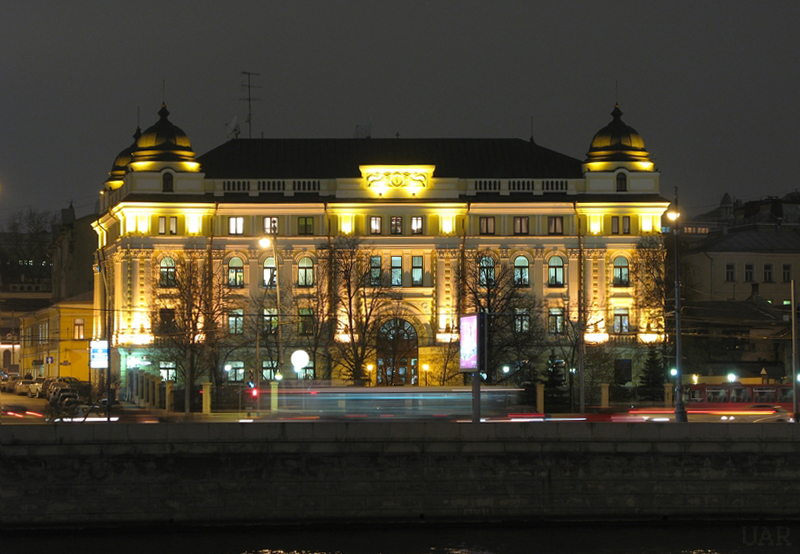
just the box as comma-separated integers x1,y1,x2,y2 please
1,1,798,220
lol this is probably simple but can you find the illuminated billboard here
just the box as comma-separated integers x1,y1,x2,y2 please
459,314,479,371
90,340,109,369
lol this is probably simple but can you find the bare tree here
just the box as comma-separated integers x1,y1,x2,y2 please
459,249,548,384
323,236,394,384
0,208,58,285
151,251,234,414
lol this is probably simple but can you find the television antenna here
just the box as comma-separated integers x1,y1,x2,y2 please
240,71,262,138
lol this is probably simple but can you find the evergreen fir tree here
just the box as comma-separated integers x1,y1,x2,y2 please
639,346,665,401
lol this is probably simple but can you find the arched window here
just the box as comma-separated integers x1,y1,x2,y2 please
159,257,176,287
616,173,627,192
227,257,244,288
548,256,565,287
513,256,529,287
479,256,495,286
298,257,314,287
162,172,174,192
263,257,276,288
613,256,630,286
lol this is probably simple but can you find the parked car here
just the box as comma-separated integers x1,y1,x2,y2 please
55,388,79,407
27,377,47,398
34,378,56,398
15,379,35,396
4,374,21,393
49,384,75,404
0,375,9,391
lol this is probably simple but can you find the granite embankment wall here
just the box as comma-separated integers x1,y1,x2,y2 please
2,422,800,529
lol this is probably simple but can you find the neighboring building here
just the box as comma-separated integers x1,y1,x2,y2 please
92,103,669,397
19,292,93,380
683,193,800,304
50,204,97,303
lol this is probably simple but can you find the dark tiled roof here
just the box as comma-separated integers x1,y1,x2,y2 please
197,138,584,180
690,227,800,253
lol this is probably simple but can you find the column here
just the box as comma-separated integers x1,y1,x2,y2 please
202,382,212,414
165,380,174,412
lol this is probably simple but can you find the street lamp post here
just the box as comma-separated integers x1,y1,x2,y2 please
422,364,429,386
257,234,283,395
668,191,688,423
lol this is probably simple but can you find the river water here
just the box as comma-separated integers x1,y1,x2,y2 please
2,523,798,554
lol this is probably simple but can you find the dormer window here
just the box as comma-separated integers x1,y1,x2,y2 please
616,173,627,192
162,172,174,192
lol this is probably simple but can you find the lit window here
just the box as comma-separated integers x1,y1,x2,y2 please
298,308,314,335
391,216,403,235
160,361,176,382
548,216,563,235
227,257,244,288
515,308,529,333
622,216,630,234
613,257,629,287
263,308,278,334
411,216,423,234
614,309,630,333
611,216,619,235
412,256,423,286
226,361,245,382
370,216,382,234
73,318,85,340
513,217,529,235
391,256,402,286
548,256,564,286
479,217,495,235
169,216,177,235
159,257,176,287
298,257,314,287
479,256,495,286
158,216,167,235
370,256,382,286
514,256,529,287
263,257,276,288
228,309,244,334
263,217,278,234
228,217,244,235
548,308,564,334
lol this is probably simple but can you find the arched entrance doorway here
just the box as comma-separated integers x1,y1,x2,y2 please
376,318,419,386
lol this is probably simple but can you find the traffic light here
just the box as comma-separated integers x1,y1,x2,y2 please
247,369,255,388
250,387,258,398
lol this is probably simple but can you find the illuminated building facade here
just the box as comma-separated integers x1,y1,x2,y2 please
93,104,669,394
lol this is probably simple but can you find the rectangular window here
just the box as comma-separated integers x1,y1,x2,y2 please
479,217,495,235
784,264,792,283
260,360,278,381
226,361,245,383
745,264,754,282
764,263,773,283
263,308,278,334
298,217,313,235
613,309,630,333
391,216,403,235
158,216,167,235
548,216,563,235
298,308,314,335
169,216,177,235
228,217,244,235
73,318,85,340
370,256,382,286
412,256,423,286
611,216,619,235
622,216,631,234
725,263,735,282
411,216,423,235
228,309,244,334
513,216,529,235
263,217,278,234
160,361,177,382
515,308,529,333
370,216,382,234
391,256,402,287
548,308,564,334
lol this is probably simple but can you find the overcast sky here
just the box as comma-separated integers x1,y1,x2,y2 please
1,1,798,221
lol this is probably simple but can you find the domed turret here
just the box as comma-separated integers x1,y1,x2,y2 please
104,127,141,189
130,104,196,164
584,105,653,170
